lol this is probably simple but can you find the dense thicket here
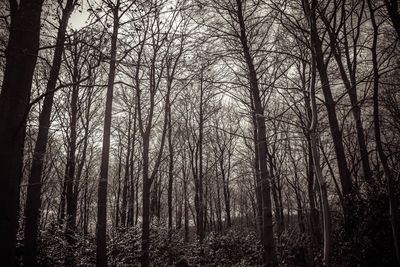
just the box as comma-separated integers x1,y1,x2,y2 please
0,0,399,266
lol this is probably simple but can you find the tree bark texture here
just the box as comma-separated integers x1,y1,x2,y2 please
0,1,43,265
23,1,74,265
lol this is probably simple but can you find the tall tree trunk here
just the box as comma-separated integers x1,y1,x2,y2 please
96,2,119,266
0,1,43,265
267,151,284,242
307,42,331,266
303,0,352,228
65,75,79,265
236,0,277,265
83,171,89,236
175,182,182,230
204,173,208,233
252,116,263,242
115,137,123,228
167,98,174,241
182,151,190,243
139,43,170,267
215,165,223,232
309,109,331,267
121,112,132,227
59,178,67,224
302,66,322,247
368,1,400,263
384,0,400,39
318,0,373,185
141,136,151,267
220,154,231,228
198,73,205,243
127,108,137,227
306,137,321,249
23,1,74,265
72,93,92,232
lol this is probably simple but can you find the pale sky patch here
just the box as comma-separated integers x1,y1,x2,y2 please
69,8,89,30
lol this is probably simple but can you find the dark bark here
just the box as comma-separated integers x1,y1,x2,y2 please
23,1,74,265
96,2,119,266
115,137,123,228
120,112,132,227
198,73,205,243
215,164,223,232
141,138,151,266
267,150,284,242
308,142,321,243
182,151,190,243
384,0,400,39
319,0,373,185
303,0,352,225
252,115,263,241
167,97,174,240
236,0,277,265
301,60,322,250
304,29,332,265
65,66,80,265
59,179,67,224
0,0,43,265
368,1,400,263
215,129,232,229
72,87,92,232
127,107,137,227
139,32,170,267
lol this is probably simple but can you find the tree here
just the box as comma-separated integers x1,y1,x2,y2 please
302,0,353,229
368,0,400,263
307,50,331,266
131,2,185,264
96,0,121,265
23,1,76,265
0,0,44,265
235,1,278,264
384,0,400,39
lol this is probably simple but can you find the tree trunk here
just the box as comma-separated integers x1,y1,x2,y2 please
252,116,263,242
96,2,119,266
0,1,43,265
127,108,137,227
23,1,74,265
198,73,205,243
141,137,151,267
167,99,174,241
182,151,190,243
59,179,67,224
318,1,373,185
303,0,352,229
384,0,400,39
307,39,331,266
220,154,231,228
121,112,132,227
115,138,123,228
306,137,321,249
65,71,80,265
216,165,223,232
368,1,400,263
236,1,277,265
268,151,284,242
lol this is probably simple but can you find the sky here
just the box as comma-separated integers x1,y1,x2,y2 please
69,6,90,30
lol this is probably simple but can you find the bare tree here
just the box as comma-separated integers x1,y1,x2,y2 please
0,0,44,264
23,1,76,265
96,0,121,265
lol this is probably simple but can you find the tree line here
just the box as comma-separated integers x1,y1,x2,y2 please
0,0,399,266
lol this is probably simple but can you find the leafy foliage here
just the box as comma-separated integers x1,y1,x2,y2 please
19,223,266,266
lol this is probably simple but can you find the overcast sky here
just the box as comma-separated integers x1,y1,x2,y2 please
69,7,89,30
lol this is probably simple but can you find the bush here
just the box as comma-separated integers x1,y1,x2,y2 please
184,227,262,266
